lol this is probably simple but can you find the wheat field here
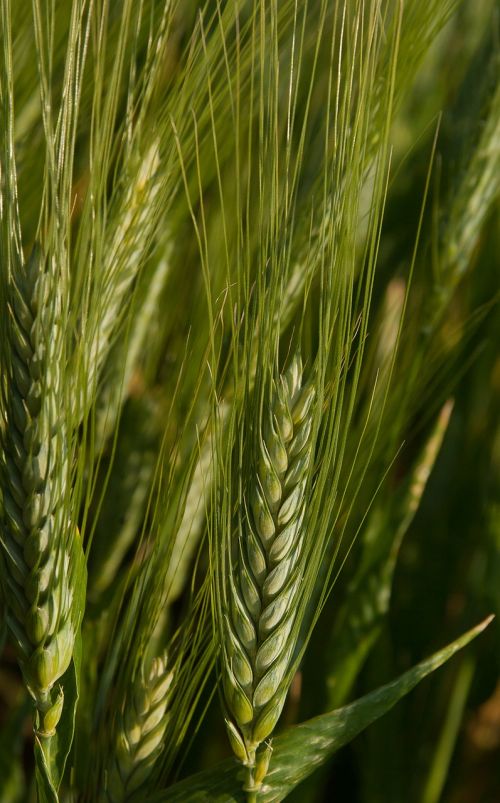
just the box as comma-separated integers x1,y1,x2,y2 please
0,1,499,802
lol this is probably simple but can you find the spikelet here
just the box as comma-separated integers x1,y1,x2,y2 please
0,245,84,734
83,142,161,404
222,354,315,796
103,653,174,802
165,414,220,603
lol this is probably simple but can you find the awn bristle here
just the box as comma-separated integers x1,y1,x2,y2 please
0,245,84,736
222,354,315,797
103,652,174,801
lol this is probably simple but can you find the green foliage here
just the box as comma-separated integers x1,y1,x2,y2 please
151,618,492,803
0,1,498,802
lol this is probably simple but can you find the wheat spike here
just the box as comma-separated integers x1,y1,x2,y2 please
82,143,161,406
104,652,174,802
222,354,315,797
165,414,220,603
0,245,83,736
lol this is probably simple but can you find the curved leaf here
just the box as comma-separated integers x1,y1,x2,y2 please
153,617,492,803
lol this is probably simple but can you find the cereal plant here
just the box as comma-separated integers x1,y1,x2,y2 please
0,1,498,802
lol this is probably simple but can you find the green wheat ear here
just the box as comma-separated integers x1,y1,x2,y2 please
221,353,315,799
0,244,84,736
103,652,174,802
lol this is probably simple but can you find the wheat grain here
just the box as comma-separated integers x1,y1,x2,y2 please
221,354,315,797
103,652,174,802
0,244,84,736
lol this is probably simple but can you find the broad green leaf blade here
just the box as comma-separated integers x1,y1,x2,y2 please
154,617,492,803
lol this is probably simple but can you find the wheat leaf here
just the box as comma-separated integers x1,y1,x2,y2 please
155,617,492,802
